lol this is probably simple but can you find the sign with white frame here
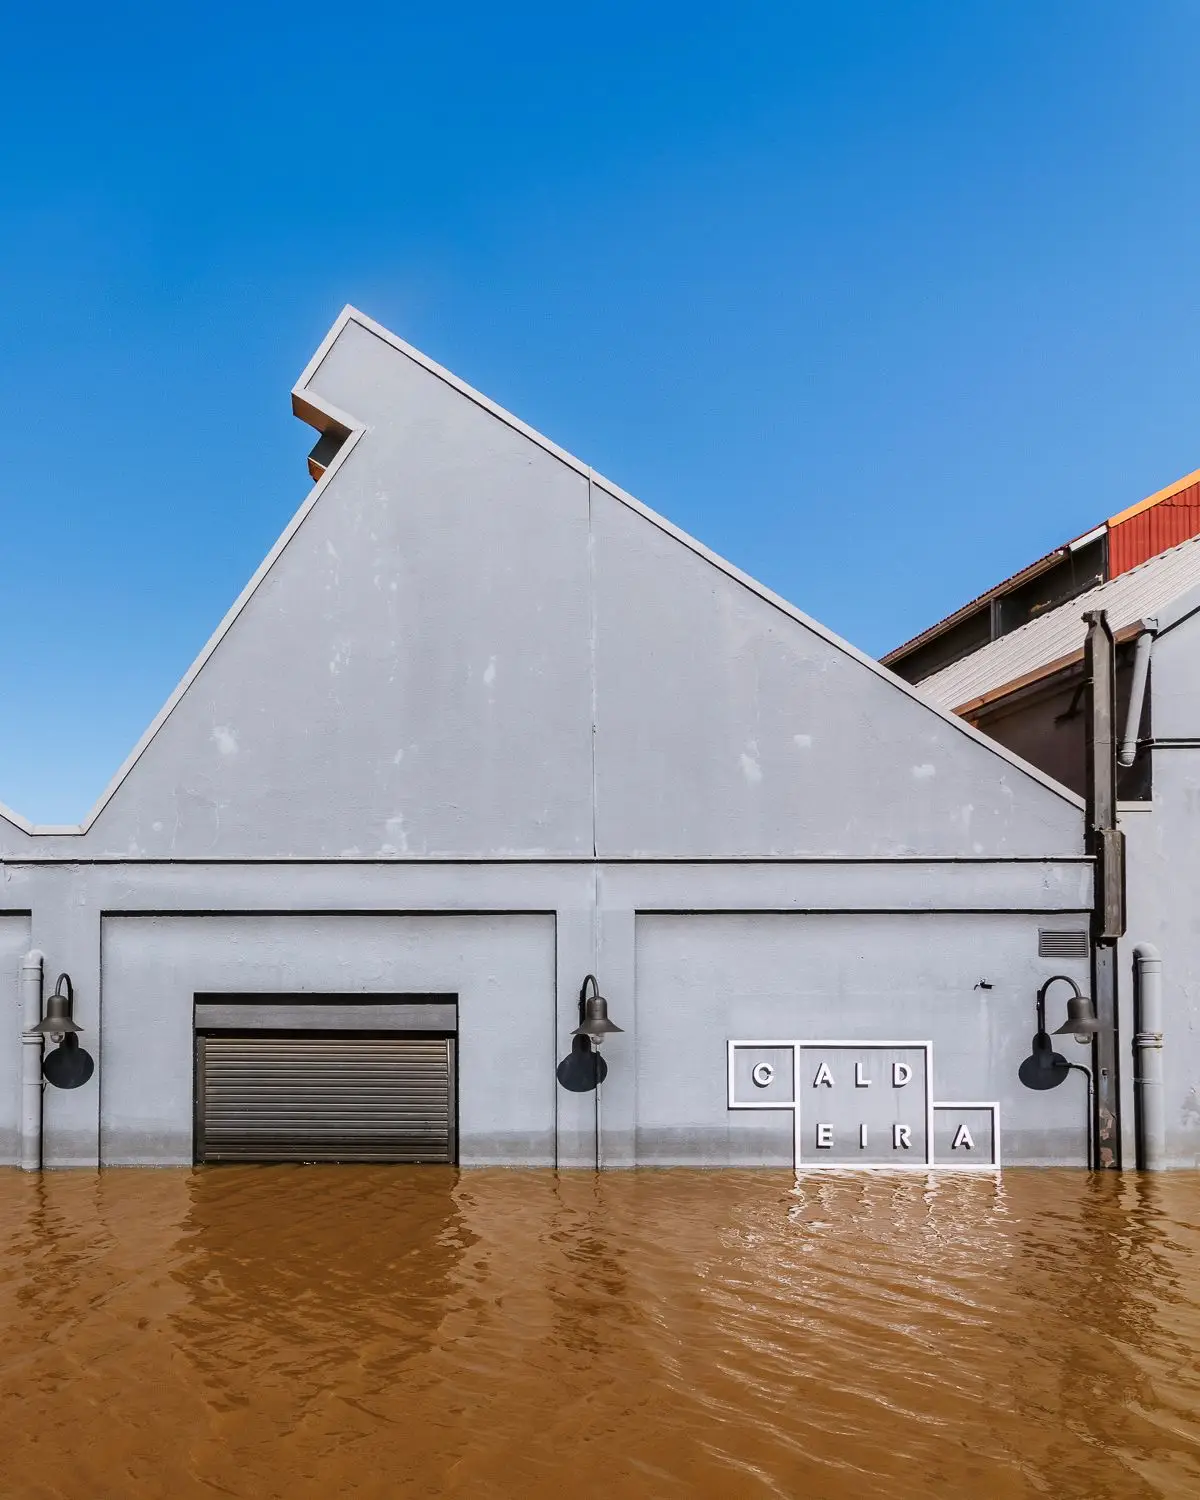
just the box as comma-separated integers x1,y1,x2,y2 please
727,1040,999,1170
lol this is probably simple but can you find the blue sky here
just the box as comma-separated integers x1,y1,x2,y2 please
3,3,1200,823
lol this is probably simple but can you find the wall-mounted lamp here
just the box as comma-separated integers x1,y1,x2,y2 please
1019,973,1100,1165
572,974,623,1048
35,975,95,1090
1041,974,1103,1046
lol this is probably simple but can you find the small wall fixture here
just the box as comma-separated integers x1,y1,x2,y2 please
36,975,95,1091
572,974,623,1047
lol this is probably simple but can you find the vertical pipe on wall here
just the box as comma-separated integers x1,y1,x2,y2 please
1083,609,1124,1168
594,1047,603,1172
1133,943,1166,1170
19,950,44,1172
1117,626,1155,767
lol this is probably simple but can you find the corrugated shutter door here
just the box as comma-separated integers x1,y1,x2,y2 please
197,1035,455,1163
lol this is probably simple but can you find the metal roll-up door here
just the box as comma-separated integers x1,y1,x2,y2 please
196,1034,455,1163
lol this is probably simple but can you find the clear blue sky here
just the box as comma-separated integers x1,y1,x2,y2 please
4,3,1200,823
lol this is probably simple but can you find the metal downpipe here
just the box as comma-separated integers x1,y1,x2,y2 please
1118,626,1155,768
19,950,44,1172
1133,943,1165,1170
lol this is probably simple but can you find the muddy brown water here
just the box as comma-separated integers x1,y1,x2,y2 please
1,1169,1199,1498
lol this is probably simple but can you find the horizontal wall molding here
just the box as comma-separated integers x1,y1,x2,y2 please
1,857,1093,918
195,999,457,1032
0,854,1091,867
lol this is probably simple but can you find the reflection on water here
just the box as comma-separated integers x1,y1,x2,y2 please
1,1169,1199,1498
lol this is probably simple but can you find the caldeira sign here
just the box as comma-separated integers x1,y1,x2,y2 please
727,1040,999,1170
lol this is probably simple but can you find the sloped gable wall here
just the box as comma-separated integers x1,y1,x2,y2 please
54,314,1082,860
80,322,595,857
591,484,1082,856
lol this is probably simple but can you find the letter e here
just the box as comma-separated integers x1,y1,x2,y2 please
816,1124,833,1149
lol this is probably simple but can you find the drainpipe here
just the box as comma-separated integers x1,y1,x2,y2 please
19,950,44,1172
1133,943,1165,1170
1083,610,1124,1168
1118,623,1156,768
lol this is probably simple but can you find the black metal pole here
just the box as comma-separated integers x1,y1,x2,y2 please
1083,609,1124,1169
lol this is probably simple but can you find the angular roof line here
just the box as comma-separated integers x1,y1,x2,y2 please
5,305,1082,835
918,532,1200,714
881,540,1076,666
1107,464,1200,527
884,463,1200,666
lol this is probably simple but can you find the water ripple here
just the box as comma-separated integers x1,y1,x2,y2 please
1,1167,1199,1497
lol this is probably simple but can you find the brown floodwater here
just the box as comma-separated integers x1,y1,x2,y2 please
1,1168,1199,1499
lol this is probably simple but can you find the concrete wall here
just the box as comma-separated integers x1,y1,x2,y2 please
633,912,1090,1166
0,308,1097,1169
0,857,1095,1168
100,913,555,1165
1119,614,1200,1166
0,311,1081,863
592,484,1081,857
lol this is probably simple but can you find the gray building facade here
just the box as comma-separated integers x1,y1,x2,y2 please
1,309,1093,1170
912,537,1200,1167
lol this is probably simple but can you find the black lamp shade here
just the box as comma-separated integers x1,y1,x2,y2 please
43,1034,95,1089
1052,993,1103,1038
573,992,623,1040
33,993,82,1036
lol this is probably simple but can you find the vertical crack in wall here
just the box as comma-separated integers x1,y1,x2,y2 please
588,472,598,863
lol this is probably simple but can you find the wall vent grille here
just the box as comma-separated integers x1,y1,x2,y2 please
1038,928,1089,958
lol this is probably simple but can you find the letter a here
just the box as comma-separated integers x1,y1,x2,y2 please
813,1061,834,1088
952,1124,975,1151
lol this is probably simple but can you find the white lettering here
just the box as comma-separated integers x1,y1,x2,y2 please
813,1062,834,1088
952,1123,975,1151
893,1062,913,1088
816,1124,833,1148
751,1062,775,1088
894,1123,912,1150
859,1123,868,1149
854,1061,870,1088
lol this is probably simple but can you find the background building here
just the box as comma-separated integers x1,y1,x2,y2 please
890,477,1200,1167
1,309,1092,1170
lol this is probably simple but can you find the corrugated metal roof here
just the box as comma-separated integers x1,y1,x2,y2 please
880,542,1069,665
885,464,1200,667
916,533,1200,712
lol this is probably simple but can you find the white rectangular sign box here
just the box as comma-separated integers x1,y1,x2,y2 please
727,1040,999,1171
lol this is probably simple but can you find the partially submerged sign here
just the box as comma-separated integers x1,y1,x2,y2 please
727,1040,999,1170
